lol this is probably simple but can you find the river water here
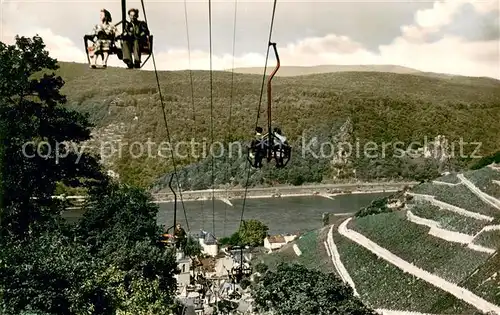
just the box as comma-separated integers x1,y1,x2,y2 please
63,192,390,237
156,192,390,237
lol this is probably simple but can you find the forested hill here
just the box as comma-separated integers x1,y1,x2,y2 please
228,64,423,76
55,61,500,189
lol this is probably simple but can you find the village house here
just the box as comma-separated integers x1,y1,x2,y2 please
198,230,218,257
175,251,191,289
263,234,298,252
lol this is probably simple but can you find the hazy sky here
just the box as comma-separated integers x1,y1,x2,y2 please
1,0,499,78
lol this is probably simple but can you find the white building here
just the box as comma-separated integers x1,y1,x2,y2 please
263,234,298,252
175,251,191,289
198,231,218,257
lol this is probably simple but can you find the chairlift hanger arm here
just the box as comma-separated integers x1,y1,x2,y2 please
121,0,127,34
266,42,280,155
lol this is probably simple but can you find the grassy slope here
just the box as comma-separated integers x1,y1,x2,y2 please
55,61,500,189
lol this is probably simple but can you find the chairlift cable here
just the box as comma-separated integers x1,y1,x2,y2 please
183,0,197,141
140,0,190,232
228,0,238,133
222,0,238,240
254,0,278,126
238,0,278,232
208,0,216,236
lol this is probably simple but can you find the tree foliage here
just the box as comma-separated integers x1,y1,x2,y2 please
184,234,202,258
470,150,500,170
251,263,378,315
0,35,104,241
239,219,269,247
220,219,269,247
0,35,180,315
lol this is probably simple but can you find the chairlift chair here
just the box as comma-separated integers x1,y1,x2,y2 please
83,0,153,69
247,42,291,169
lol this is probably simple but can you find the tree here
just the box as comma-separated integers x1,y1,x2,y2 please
470,150,500,170
212,300,239,315
251,263,378,315
184,234,202,258
0,35,104,241
219,231,242,247
0,35,180,315
238,219,269,247
74,182,180,313
75,182,162,254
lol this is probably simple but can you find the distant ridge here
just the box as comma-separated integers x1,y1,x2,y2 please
227,64,423,76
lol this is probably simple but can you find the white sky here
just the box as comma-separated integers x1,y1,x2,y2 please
1,0,499,78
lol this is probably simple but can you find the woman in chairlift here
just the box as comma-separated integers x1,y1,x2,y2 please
88,9,117,69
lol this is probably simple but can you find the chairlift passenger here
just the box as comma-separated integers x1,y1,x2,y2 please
86,9,117,69
273,127,287,145
121,8,150,69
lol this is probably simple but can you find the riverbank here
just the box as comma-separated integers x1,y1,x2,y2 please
151,181,417,203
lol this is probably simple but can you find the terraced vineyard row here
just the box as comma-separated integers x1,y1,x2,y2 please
333,233,480,314
348,211,489,283
463,168,500,200
434,173,461,184
473,229,500,249
408,201,488,235
411,182,499,217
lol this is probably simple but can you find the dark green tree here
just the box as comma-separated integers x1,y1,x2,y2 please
251,263,378,315
0,35,104,241
184,234,202,258
212,300,239,315
0,35,180,315
238,219,269,247
0,230,117,315
74,181,180,313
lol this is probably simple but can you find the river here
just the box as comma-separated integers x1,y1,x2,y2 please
156,192,390,237
62,192,390,237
